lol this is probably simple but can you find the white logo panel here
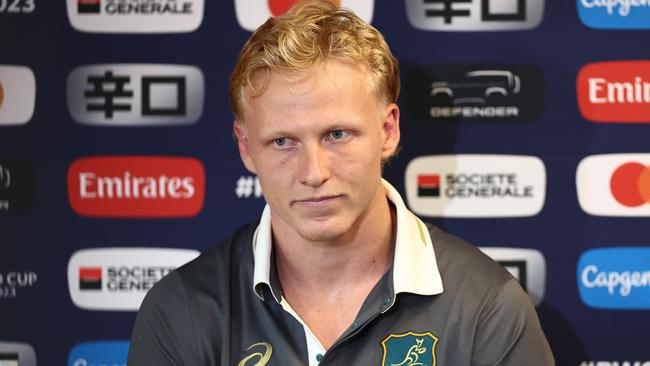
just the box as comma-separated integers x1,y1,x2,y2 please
479,247,546,306
67,64,204,126
405,155,546,217
234,0,374,31
66,0,204,33
577,154,650,216
406,0,544,31
0,342,36,366
67,247,199,311
0,66,35,126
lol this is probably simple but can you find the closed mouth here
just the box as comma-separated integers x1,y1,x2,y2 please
294,195,342,204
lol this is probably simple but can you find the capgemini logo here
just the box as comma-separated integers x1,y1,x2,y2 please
578,0,650,29
68,341,128,366
578,247,650,309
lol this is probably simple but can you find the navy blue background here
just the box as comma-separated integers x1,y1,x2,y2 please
1,0,649,364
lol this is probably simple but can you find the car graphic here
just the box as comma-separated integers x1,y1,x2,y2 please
430,70,521,105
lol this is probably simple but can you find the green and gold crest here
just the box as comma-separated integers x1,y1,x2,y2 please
381,331,438,366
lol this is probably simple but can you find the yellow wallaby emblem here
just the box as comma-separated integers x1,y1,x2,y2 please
381,331,438,366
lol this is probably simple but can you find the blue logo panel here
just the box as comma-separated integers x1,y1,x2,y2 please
578,247,650,309
577,0,650,29
68,341,129,366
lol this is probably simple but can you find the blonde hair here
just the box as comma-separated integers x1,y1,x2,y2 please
228,0,400,118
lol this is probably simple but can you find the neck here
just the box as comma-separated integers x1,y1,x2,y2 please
273,189,396,295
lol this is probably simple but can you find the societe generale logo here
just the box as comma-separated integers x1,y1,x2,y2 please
67,247,200,311
0,65,36,126
234,0,374,31
577,154,650,216
67,156,205,218
479,247,546,306
66,0,204,33
405,155,546,218
577,61,650,123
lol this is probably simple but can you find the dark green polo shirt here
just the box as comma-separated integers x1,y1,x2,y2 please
128,182,554,365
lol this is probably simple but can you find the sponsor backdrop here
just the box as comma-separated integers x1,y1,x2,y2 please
0,0,649,364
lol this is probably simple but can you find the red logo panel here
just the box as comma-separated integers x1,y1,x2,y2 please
577,61,650,123
68,156,205,218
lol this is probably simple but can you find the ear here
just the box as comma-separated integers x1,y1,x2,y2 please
233,120,257,174
380,103,401,161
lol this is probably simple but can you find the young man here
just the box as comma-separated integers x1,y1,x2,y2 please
128,2,554,365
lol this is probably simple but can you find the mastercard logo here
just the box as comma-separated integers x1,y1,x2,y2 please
577,154,650,216
268,0,341,17
235,0,374,32
610,162,650,207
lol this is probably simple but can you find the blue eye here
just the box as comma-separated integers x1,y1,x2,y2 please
329,130,348,140
274,138,287,147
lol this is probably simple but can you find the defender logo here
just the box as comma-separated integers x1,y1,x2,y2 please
407,65,543,121
381,332,438,366
406,0,544,31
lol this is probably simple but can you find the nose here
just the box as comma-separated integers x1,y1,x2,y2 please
300,143,331,187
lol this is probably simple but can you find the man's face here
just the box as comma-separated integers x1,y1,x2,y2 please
234,61,400,243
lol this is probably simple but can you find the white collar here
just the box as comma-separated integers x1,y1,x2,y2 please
252,179,444,301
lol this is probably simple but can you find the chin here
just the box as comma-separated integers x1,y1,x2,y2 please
299,220,350,243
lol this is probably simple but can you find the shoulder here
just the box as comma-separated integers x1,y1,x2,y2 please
170,222,258,287
129,221,260,364
174,221,258,281
425,223,528,316
426,223,512,288
141,220,258,312
424,224,554,364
